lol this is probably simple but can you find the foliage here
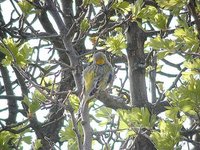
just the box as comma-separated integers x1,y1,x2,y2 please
147,36,176,51
18,0,35,15
167,76,200,115
33,139,42,150
80,19,90,33
151,119,183,150
0,38,33,67
0,131,17,150
118,108,156,129
0,128,31,150
0,0,200,149
105,31,126,56
112,0,131,14
183,58,200,77
68,94,80,113
60,121,82,150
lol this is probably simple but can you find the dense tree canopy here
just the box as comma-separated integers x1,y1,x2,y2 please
0,0,200,149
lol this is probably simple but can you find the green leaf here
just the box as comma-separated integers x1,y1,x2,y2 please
118,1,131,13
165,107,179,120
22,92,41,114
151,119,182,150
29,99,40,114
153,13,168,29
117,107,156,129
60,122,76,142
0,131,23,149
157,50,169,59
105,33,126,56
155,0,187,15
99,120,110,127
33,139,42,150
148,36,164,50
138,6,157,20
131,0,143,19
22,136,32,144
18,0,34,15
90,0,101,6
140,107,151,127
83,0,101,6
112,1,131,14
60,121,82,150
0,38,33,67
117,109,129,129
167,77,200,116
174,28,199,52
117,109,136,138
20,43,33,60
184,58,200,69
118,118,129,129
183,59,200,77
0,131,13,150
80,19,89,32
69,94,80,113
22,96,31,107
83,0,90,6
32,90,46,102
148,36,175,52
156,0,186,8
68,140,78,150
96,107,112,119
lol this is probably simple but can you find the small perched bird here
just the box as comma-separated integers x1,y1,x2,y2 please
80,52,113,150
82,52,113,101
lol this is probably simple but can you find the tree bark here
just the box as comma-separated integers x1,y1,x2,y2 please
126,21,148,107
1,65,17,125
0,9,17,125
126,21,156,150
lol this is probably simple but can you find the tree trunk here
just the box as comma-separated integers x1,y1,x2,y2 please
126,22,148,107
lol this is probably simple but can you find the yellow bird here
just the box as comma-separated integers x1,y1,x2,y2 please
82,52,113,100
80,52,113,150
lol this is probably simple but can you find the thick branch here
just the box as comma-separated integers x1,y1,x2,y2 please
46,0,67,32
161,58,182,70
152,101,170,115
188,0,200,38
81,98,92,150
12,67,29,113
97,91,131,110
0,95,23,100
157,71,177,77
46,0,82,93
97,91,169,115
0,65,18,125
61,0,73,29
36,1,82,149
126,21,148,107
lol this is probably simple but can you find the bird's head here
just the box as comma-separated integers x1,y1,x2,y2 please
93,52,107,65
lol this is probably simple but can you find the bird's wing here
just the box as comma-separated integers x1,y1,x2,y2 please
83,65,97,97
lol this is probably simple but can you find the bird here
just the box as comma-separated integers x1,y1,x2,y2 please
82,52,114,101
79,52,113,150
79,52,113,116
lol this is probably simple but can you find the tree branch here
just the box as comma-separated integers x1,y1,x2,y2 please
0,65,17,125
97,91,131,110
159,67,187,101
81,99,92,150
126,21,148,107
0,95,23,100
187,0,200,38
161,58,182,70
65,94,83,150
